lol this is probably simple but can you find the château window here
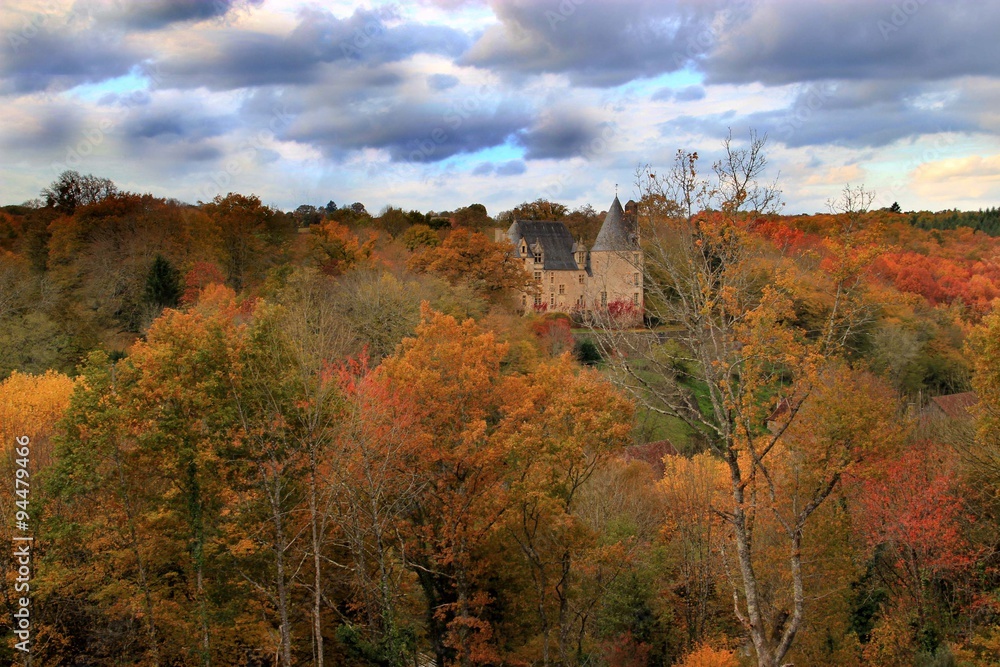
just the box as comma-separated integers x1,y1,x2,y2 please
534,294,542,306
633,253,639,265
550,274,554,284
534,250,542,262
521,294,526,307
578,274,585,284
633,293,640,305
601,292,607,307
534,271,542,282
634,273,640,286
550,294,555,307
558,284,565,295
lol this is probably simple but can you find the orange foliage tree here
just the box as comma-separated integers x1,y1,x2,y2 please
373,306,632,666
0,371,76,661
310,220,375,276
407,228,533,303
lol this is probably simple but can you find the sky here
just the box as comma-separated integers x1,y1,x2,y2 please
2,0,999,216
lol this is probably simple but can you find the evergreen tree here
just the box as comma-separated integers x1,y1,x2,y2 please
144,254,181,308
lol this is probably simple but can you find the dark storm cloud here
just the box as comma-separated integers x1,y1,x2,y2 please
704,0,1000,86
461,0,730,87
515,111,609,160
156,7,471,90
284,99,530,163
103,0,265,30
121,106,228,141
1,27,143,93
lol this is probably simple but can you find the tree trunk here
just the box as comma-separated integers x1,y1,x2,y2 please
269,474,294,667
309,448,325,667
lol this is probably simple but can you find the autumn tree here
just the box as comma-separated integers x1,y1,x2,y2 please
41,170,118,214
502,354,633,665
498,199,568,224
331,353,422,665
407,228,532,304
373,307,633,666
0,371,76,661
39,287,272,665
201,193,295,291
310,219,375,276
401,224,440,251
593,134,885,667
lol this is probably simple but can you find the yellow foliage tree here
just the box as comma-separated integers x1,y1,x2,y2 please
674,642,739,667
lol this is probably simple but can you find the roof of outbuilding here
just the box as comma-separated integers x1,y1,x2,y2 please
507,220,580,271
930,391,978,420
592,196,639,252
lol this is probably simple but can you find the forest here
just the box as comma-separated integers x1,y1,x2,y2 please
3,138,1000,667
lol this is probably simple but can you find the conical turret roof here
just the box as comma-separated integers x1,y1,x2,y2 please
592,196,638,251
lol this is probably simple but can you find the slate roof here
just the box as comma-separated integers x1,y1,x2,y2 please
930,391,978,420
507,220,580,271
592,196,639,252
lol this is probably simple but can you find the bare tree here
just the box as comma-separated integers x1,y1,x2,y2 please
592,132,882,667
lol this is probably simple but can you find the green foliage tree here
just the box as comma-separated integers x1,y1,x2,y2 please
144,254,181,309
400,224,440,251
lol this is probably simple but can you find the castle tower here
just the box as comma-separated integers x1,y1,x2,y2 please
587,196,643,320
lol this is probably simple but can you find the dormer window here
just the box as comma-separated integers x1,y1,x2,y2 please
533,249,542,263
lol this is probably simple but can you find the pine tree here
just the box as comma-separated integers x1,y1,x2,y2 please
145,254,181,308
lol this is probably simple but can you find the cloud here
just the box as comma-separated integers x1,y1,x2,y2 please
652,84,705,103
496,159,526,175
704,0,1000,86
911,154,1000,202
661,80,981,149
0,101,85,152
284,93,531,163
461,0,727,87
473,159,526,176
428,73,460,91
674,85,706,102
102,0,265,30
120,106,228,142
155,7,472,91
1,26,144,93
516,110,610,160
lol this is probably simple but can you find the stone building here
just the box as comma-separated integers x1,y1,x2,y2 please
505,196,643,320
